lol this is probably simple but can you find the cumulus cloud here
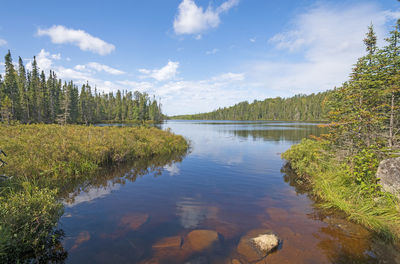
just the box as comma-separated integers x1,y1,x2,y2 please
26,49,61,73
74,62,125,75
117,80,154,93
149,71,252,115
173,0,239,35
0,39,7,46
247,3,400,97
37,25,115,55
139,61,179,81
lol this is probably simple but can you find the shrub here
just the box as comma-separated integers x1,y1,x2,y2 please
0,181,64,262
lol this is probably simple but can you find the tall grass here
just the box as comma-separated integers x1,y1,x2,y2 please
282,139,400,241
0,124,188,186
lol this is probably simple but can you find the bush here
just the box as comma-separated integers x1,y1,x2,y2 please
0,181,65,262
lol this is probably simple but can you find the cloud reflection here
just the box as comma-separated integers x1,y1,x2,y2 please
176,197,218,229
164,163,180,176
63,182,120,207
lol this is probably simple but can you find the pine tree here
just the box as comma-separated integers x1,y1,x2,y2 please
17,57,28,122
381,21,400,148
4,50,20,120
30,56,40,122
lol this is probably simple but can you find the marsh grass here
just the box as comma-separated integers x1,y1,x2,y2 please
0,124,188,186
283,139,400,241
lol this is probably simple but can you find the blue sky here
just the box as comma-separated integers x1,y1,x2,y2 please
0,0,399,115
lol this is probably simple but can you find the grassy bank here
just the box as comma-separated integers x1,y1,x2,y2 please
0,124,188,262
282,139,400,241
0,124,187,185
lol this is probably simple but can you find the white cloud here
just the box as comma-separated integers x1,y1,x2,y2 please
26,49,61,73
249,38,256,43
74,62,125,75
247,3,400,96
173,0,239,35
212,72,245,82
139,61,179,81
0,39,7,46
149,71,253,115
117,80,154,93
206,48,218,55
37,25,115,55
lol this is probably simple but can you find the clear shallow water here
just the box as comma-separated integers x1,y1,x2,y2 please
59,120,400,264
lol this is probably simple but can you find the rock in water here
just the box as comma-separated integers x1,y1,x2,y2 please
152,236,182,249
119,213,149,230
237,229,280,262
183,230,219,252
376,157,400,199
252,234,279,252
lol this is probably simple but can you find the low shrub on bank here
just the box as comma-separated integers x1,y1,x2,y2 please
0,181,65,262
282,139,400,241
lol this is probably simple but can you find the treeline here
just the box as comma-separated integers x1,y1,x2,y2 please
0,51,162,124
173,92,328,121
327,23,400,151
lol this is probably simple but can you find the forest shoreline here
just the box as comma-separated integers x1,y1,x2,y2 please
0,123,188,262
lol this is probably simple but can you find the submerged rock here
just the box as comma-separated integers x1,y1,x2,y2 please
152,236,182,249
71,231,91,250
183,229,219,252
376,157,400,199
119,213,149,230
184,256,209,264
323,217,370,239
237,229,280,262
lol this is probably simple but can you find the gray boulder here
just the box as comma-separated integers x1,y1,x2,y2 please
376,157,400,199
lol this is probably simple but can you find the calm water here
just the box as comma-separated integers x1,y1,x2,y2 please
59,120,400,264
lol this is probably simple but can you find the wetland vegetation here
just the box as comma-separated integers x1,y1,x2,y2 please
0,124,188,262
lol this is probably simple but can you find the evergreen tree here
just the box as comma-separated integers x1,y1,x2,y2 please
4,50,20,119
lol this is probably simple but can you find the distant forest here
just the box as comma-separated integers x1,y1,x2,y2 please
0,51,162,124
173,92,329,121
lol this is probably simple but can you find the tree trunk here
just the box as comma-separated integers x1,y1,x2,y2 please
389,91,395,148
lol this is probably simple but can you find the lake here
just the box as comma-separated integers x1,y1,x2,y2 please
59,120,400,263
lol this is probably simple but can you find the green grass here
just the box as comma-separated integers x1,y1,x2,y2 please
0,124,188,186
282,139,400,241
0,124,188,262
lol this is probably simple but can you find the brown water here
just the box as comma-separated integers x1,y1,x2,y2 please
58,120,400,263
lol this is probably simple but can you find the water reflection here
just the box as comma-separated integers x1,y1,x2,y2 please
176,197,218,229
59,121,400,263
222,125,325,142
61,151,186,206
164,163,180,176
